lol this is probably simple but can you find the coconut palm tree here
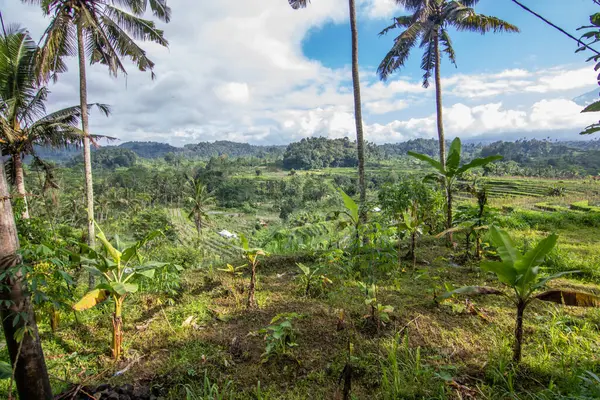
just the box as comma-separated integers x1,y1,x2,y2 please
378,0,519,168
288,0,368,224
0,24,110,219
22,0,170,277
0,152,52,399
186,176,214,236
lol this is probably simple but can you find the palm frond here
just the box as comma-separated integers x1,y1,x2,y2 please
37,6,75,82
289,0,310,10
377,21,423,81
104,6,168,46
453,11,520,34
420,36,435,88
440,28,457,67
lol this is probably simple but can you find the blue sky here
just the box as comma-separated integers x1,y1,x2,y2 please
305,0,597,75
3,0,599,145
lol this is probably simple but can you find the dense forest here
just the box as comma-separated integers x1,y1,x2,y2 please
39,137,600,178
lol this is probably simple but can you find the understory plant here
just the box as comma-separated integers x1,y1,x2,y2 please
409,138,502,240
74,224,168,359
239,235,267,309
259,313,301,362
358,282,394,332
296,263,331,297
442,226,600,362
397,203,424,268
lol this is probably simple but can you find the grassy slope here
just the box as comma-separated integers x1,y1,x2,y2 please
2,172,600,399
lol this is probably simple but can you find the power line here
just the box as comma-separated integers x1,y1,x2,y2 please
510,0,600,56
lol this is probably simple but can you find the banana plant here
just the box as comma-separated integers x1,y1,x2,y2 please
397,202,424,268
357,281,394,333
441,226,600,362
408,138,502,239
73,223,167,360
337,188,361,246
239,235,267,309
296,263,332,297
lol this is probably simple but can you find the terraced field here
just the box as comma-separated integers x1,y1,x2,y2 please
168,208,243,265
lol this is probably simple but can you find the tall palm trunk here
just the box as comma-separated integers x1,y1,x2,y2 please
348,0,367,225
0,160,52,400
13,153,29,219
433,35,446,168
434,35,453,239
77,21,95,288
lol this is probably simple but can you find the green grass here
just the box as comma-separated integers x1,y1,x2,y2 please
4,210,600,399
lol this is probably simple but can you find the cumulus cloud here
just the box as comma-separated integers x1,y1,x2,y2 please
363,99,597,143
444,67,595,99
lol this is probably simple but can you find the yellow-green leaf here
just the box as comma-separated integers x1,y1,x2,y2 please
73,289,109,311
95,223,122,263
536,290,600,307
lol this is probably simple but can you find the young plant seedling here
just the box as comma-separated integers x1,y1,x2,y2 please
358,281,394,333
73,223,168,360
238,235,267,309
296,263,332,297
258,313,301,362
441,226,600,362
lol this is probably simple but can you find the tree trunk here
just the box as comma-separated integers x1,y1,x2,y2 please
446,182,453,243
513,300,526,363
77,21,96,289
348,0,367,226
112,297,124,360
13,153,29,219
411,232,417,268
397,220,402,267
433,36,446,168
194,212,201,237
434,37,452,243
247,262,257,309
0,160,52,400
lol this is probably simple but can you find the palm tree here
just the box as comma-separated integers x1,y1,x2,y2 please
23,0,171,283
288,0,368,224
0,24,109,219
186,176,214,236
378,0,519,168
0,153,52,399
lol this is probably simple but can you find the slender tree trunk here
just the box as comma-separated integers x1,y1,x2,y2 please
247,262,257,309
13,153,30,219
513,300,526,363
77,21,96,289
433,36,446,168
434,37,453,243
446,184,453,237
397,220,402,267
112,297,123,360
348,0,367,226
194,212,201,237
411,232,417,268
0,160,52,400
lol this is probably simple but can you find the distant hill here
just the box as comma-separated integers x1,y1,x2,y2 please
119,141,183,158
183,140,285,158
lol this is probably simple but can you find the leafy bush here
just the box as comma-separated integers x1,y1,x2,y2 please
130,208,176,241
258,313,301,362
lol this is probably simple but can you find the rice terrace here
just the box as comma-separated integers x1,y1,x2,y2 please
2,0,600,399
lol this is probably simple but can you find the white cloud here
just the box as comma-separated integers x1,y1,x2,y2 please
214,82,250,104
361,0,401,19
444,67,595,99
365,99,408,114
363,100,597,143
